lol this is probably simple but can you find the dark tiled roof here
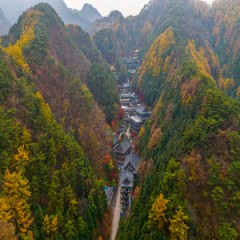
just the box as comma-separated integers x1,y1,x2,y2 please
135,104,147,114
123,153,140,172
122,83,130,88
114,138,132,154
113,136,119,145
120,170,134,187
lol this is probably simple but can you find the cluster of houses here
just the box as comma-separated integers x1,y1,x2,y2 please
113,85,150,213
119,83,151,133
123,49,140,80
111,49,151,214
113,135,140,213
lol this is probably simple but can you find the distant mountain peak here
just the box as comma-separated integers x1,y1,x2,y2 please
107,10,124,21
79,3,102,23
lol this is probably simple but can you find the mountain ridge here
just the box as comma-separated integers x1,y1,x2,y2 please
0,0,102,31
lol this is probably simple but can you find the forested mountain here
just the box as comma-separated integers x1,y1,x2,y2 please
89,11,125,35
93,0,240,98
0,3,117,239
210,0,240,97
1,0,240,239
0,0,101,30
108,0,240,239
0,7,10,35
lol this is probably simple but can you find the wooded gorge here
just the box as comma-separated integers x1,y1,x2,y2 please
0,3,117,239
1,0,240,239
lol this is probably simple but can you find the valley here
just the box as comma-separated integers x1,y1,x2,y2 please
1,0,240,240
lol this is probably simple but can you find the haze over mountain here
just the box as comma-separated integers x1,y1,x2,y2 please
0,7,10,35
0,0,102,31
77,3,102,23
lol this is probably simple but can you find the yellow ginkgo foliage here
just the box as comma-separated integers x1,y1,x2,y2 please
186,40,213,81
3,170,33,234
148,193,169,229
138,27,175,86
223,78,235,90
15,199,33,233
0,197,12,222
169,207,189,240
5,10,41,73
14,145,29,162
44,214,58,238
21,128,32,148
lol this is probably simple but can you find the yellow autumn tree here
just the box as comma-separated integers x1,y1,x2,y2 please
13,145,29,171
21,128,32,148
148,193,169,229
36,91,55,123
0,197,12,222
4,10,41,73
139,127,145,137
138,27,175,87
109,159,114,170
223,78,235,90
148,128,162,150
186,40,213,81
43,214,58,239
3,170,33,234
169,207,189,240
14,145,29,162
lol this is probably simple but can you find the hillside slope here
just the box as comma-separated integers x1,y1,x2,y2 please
115,0,240,239
2,3,118,180
0,3,117,239
0,36,107,240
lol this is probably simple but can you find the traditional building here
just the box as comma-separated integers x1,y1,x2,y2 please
129,115,143,132
130,93,139,105
120,171,133,210
123,153,140,175
133,49,139,60
113,137,132,164
120,152,140,211
135,105,151,121
113,136,120,149
120,83,130,93
120,93,131,106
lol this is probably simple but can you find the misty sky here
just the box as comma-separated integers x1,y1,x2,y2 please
64,0,214,17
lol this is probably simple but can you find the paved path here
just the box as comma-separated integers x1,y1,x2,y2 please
110,186,121,240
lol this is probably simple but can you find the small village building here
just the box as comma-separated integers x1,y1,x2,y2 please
120,83,130,93
133,49,139,60
113,136,120,149
123,153,140,175
120,93,131,106
120,171,134,210
130,93,139,105
129,115,143,132
113,137,132,164
120,152,140,211
128,106,137,116
120,93,131,99
135,104,151,121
